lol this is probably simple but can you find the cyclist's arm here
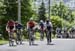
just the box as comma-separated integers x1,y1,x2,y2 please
27,22,29,30
13,23,16,31
6,24,8,31
49,22,53,28
43,23,46,30
33,21,37,26
6,21,9,32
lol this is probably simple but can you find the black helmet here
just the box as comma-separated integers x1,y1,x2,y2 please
46,19,49,22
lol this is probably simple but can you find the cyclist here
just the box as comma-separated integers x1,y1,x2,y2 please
6,19,15,46
27,18,36,45
39,20,45,41
45,19,53,45
15,21,23,45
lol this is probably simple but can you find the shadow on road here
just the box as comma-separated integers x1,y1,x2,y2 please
47,43,55,45
30,44,38,46
8,45,17,47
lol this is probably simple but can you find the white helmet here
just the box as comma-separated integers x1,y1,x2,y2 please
40,20,43,23
30,18,33,21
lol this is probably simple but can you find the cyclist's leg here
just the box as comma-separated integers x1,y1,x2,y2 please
19,29,22,44
29,39,31,45
9,31,14,46
16,29,19,45
45,30,47,38
40,30,44,41
46,31,49,44
11,31,15,46
47,30,52,44
40,30,42,40
9,32,12,46
32,31,35,45
49,31,52,43
28,28,32,45
47,36,49,44
30,28,35,45
18,30,21,44
17,29,20,44
28,30,31,45
42,30,44,40
16,29,22,45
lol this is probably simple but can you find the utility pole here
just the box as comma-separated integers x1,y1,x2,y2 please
48,0,50,20
18,0,21,23
42,0,43,2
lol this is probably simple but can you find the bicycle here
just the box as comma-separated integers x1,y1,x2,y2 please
40,29,44,41
28,28,35,45
16,29,23,45
46,29,52,45
8,31,15,46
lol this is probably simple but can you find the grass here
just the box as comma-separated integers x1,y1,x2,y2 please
0,40,8,45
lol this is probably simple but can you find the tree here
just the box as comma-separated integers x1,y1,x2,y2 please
0,0,7,39
0,0,5,18
3,0,33,24
3,0,17,20
21,0,33,25
51,2,74,22
50,16,72,32
51,4,58,16
0,0,33,39
51,2,75,29
38,2,46,22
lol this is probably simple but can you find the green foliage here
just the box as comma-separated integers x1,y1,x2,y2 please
3,0,33,24
38,2,46,22
51,2,75,23
50,16,62,28
21,0,33,25
50,16,72,29
0,0,33,39
3,0,17,20
51,2,75,30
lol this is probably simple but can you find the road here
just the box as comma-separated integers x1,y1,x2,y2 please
0,39,75,51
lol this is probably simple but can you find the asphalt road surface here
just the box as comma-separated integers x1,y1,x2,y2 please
0,39,75,51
